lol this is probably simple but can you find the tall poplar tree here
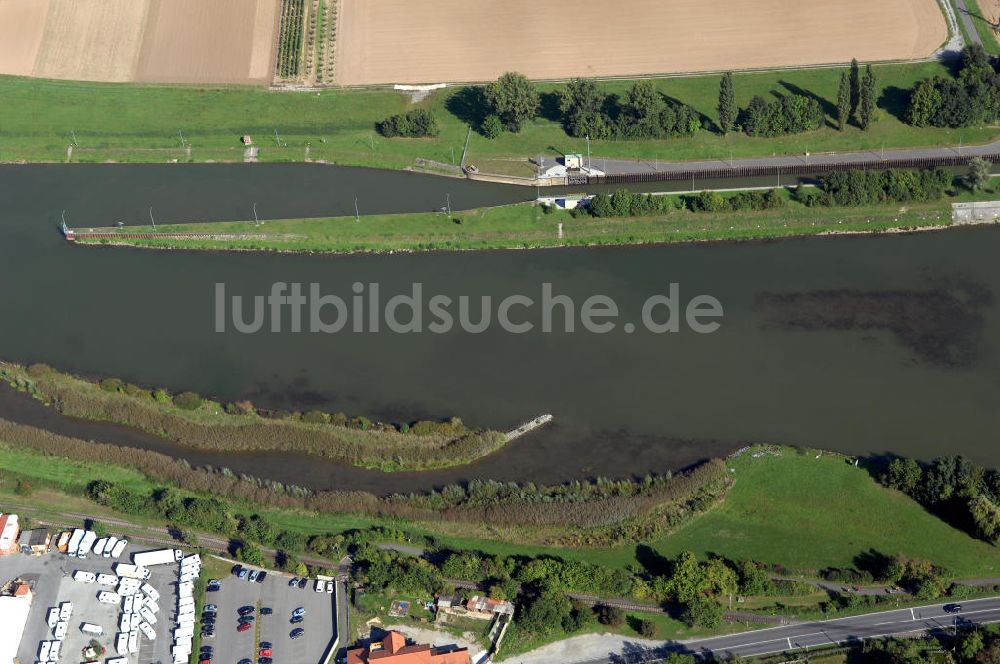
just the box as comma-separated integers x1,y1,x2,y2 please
717,72,736,135
837,71,851,130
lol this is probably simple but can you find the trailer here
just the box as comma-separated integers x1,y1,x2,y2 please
72,570,96,583
140,582,160,602
114,563,150,580
115,632,128,654
47,640,60,661
58,601,72,620
80,623,104,636
110,538,128,559
53,622,67,640
46,608,59,629
92,537,108,557
138,620,156,640
103,536,118,558
96,573,118,586
38,642,50,661
66,529,84,557
98,591,121,604
142,596,159,613
132,548,182,567
106,658,127,664
139,605,157,625
76,530,97,558
128,629,139,654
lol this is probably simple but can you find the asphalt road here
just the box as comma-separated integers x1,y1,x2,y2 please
954,0,985,46
591,138,1000,177
578,596,1000,663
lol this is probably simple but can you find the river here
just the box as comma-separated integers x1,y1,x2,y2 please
1,163,999,493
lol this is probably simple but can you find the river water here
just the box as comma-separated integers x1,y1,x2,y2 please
1,163,999,493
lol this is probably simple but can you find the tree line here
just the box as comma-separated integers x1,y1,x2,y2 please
907,44,1000,128
880,454,1000,544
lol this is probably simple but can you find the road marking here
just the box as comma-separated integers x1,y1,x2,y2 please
910,608,915,620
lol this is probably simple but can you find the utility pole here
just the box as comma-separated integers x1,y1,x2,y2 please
446,193,452,221
253,202,259,226
70,130,78,147
149,207,156,229
354,197,360,223
451,146,455,166
178,131,187,149
585,135,592,171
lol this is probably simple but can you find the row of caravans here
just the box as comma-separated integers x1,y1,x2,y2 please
60,528,128,559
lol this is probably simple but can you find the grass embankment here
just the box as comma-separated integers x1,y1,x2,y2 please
0,61,993,169
0,361,506,473
0,439,995,579
76,190,975,254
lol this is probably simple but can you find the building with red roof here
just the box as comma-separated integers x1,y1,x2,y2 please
346,630,470,664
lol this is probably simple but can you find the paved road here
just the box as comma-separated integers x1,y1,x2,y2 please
576,597,1000,663
590,138,1000,177
954,0,984,46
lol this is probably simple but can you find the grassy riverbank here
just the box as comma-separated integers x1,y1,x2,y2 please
0,60,994,170
75,191,979,254
0,437,994,578
0,361,506,472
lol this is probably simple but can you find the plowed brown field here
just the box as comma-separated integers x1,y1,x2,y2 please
334,0,948,85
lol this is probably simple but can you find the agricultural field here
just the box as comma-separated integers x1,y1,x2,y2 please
0,0,280,85
273,0,340,84
334,0,948,85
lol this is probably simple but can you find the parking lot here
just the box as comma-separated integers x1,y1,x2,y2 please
5,543,177,664
204,567,336,664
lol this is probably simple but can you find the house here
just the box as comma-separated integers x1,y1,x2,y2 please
17,528,51,555
0,515,20,555
346,630,470,664
465,595,515,618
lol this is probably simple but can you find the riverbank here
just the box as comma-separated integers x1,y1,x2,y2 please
0,60,994,172
71,189,995,254
0,361,507,473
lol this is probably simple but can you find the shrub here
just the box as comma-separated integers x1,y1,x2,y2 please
302,410,330,424
481,114,504,139
636,618,657,638
14,479,32,497
27,363,53,377
173,391,203,411
124,383,150,399
234,540,265,566
376,109,439,138
596,604,625,627
681,598,722,628
100,378,124,393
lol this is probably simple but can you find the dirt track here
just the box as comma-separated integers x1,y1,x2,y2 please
334,0,948,85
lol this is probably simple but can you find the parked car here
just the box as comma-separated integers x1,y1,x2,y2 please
238,606,255,616
200,646,214,657
201,628,215,639
297,578,308,589
206,579,221,592
260,607,273,615
201,611,217,619
259,648,272,657
260,658,273,664
237,568,248,580
326,580,335,593
290,628,304,639
290,615,304,624
248,570,260,583
256,571,268,583
288,578,298,587
232,564,243,576
238,659,252,664
204,604,218,612
260,642,272,650
237,622,252,633
238,615,256,625
292,607,306,617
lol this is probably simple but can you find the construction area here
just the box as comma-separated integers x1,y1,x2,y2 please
333,0,949,85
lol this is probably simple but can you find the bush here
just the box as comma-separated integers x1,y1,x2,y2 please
681,598,722,628
596,604,625,627
636,618,657,638
14,479,32,497
376,109,439,138
234,540,265,567
302,410,330,424
27,363,53,377
100,378,124,393
173,391,203,411
481,114,504,139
